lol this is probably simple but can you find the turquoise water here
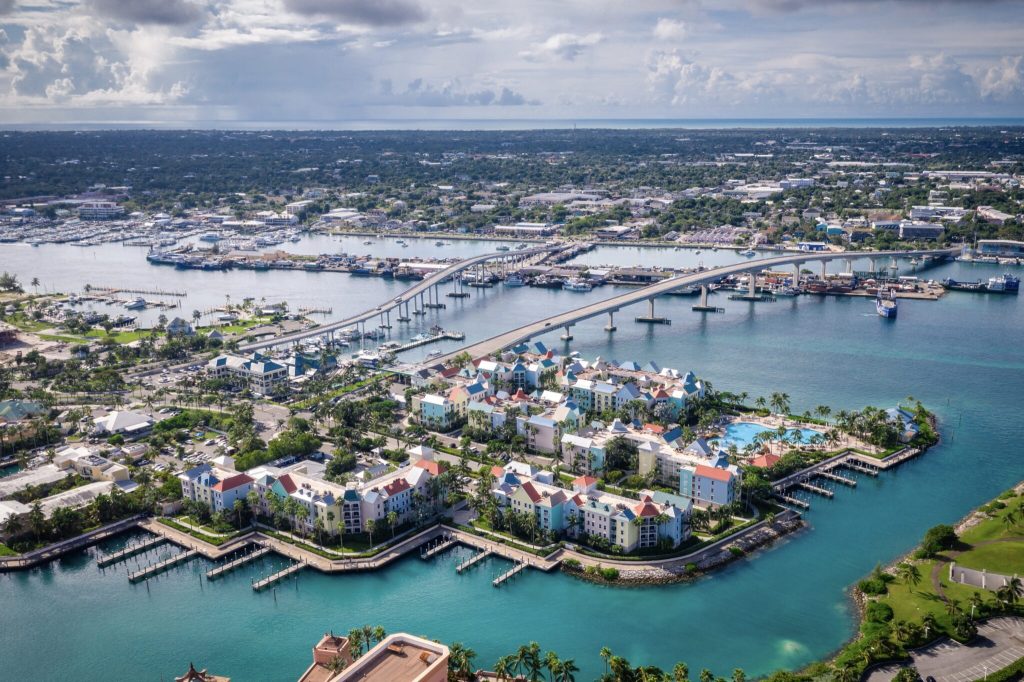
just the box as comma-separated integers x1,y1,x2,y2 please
721,422,823,449
0,248,1022,680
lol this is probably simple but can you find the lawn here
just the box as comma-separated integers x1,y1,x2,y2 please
85,329,156,344
952,543,1024,575
0,543,17,557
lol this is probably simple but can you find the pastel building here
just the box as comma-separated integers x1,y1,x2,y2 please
178,464,255,512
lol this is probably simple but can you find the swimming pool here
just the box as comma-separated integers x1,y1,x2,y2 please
719,421,823,449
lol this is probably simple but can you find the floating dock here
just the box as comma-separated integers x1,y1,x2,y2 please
421,537,458,560
97,535,166,567
691,305,725,313
393,331,465,353
493,562,528,587
456,550,492,573
798,481,834,498
252,562,305,591
206,547,271,580
772,493,811,510
843,461,879,477
819,469,857,487
728,294,777,302
128,550,198,582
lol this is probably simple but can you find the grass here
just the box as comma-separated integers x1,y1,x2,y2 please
0,543,17,557
85,329,156,344
954,543,1024,575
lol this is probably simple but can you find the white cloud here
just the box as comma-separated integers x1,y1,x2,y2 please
519,32,604,62
978,55,1024,100
653,18,688,41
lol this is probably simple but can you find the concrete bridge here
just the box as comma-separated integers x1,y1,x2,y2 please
237,243,564,352
438,246,961,362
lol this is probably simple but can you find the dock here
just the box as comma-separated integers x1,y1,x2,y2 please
634,316,672,325
798,481,834,498
423,303,447,309
692,305,725,313
97,535,166,567
819,469,857,487
206,546,270,580
843,461,879,477
447,292,471,298
252,561,305,591
493,561,528,587
89,285,187,297
456,550,492,573
772,493,811,510
421,536,457,560
128,550,198,582
728,294,777,302
393,331,465,353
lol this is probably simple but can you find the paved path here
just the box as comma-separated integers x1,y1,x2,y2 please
911,617,1024,682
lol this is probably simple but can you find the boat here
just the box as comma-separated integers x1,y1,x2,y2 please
694,250,701,255
425,350,444,359
516,243,529,250
504,274,526,287
740,249,757,257
563,279,593,292
363,240,373,245
875,291,897,319
770,285,801,297
986,274,1020,294
124,297,146,310
435,241,445,246
942,278,984,292
496,245,511,252
199,232,222,242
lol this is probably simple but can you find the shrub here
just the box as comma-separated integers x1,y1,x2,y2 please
685,562,698,574
893,667,922,682
921,524,959,557
562,558,582,571
599,567,620,581
858,577,889,595
729,546,745,557
865,601,895,623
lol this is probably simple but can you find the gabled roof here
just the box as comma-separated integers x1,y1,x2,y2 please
751,453,781,468
276,474,298,494
694,464,734,483
211,473,253,493
519,481,542,503
383,478,411,496
414,459,447,476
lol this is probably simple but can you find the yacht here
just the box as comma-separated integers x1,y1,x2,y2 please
124,297,146,310
740,249,757,257
425,349,444,359
363,240,373,245
504,274,526,287
563,279,593,292
496,245,511,252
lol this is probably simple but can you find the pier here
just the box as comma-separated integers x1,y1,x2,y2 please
206,546,271,580
421,535,457,560
128,550,198,582
798,481,834,498
456,550,492,573
842,461,879,477
772,493,811,510
89,285,186,297
97,535,166,567
493,561,528,587
252,561,305,591
392,330,465,353
819,469,857,487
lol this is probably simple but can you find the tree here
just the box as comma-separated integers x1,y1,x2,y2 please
896,562,922,592
674,663,690,682
893,667,922,682
997,576,1022,606
920,524,958,557
365,519,376,547
386,510,399,539
700,669,715,682
600,646,612,678
28,501,46,543
30,277,40,294
448,642,476,681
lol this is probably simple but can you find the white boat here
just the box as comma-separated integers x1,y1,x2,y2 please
435,241,445,246
740,249,756,257
496,245,511,251
563,279,593,292
124,297,146,310
505,275,526,287
363,240,372,245
425,350,444,359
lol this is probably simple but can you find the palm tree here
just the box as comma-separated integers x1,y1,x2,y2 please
699,669,715,682
921,613,939,640
372,625,386,644
673,662,690,682
944,598,963,618
386,510,399,540
347,628,364,658
832,664,857,682
600,647,612,678
893,619,912,643
557,658,579,682
30,277,39,294
897,562,922,592
732,669,746,682
494,656,513,682
365,519,376,548
997,577,1022,606
448,642,476,680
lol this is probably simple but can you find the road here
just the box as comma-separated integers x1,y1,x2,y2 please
438,246,961,362
237,243,562,353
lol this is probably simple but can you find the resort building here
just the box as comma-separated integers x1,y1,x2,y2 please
207,353,288,395
178,464,255,513
53,445,131,483
92,410,154,438
323,633,449,682
77,201,124,220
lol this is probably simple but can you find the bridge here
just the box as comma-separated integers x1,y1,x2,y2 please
237,243,564,352
438,246,961,362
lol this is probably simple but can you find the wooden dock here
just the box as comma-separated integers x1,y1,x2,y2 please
456,550,492,573
128,550,198,582
252,562,305,591
493,562,528,587
772,493,811,510
97,535,166,567
89,285,186,297
206,546,270,580
798,481,834,498
819,469,857,487
421,537,457,560
843,461,879,477
393,331,466,353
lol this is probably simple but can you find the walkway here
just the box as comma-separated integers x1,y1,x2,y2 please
438,247,960,362
0,515,146,571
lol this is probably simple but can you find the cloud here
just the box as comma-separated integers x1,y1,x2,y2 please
978,55,1024,99
378,78,538,106
88,0,203,26
646,50,737,105
742,0,1013,12
520,32,603,62
283,0,428,27
0,0,14,15
653,18,689,41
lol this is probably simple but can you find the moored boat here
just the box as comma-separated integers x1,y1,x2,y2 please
875,291,897,318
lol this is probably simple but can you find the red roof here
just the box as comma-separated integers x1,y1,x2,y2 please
383,478,411,496
512,389,530,401
644,423,665,434
212,473,253,493
520,481,542,503
694,464,733,483
439,367,460,379
572,475,598,488
652,388,671,399
633,498,661,518
414,459,447,476
490,465,505,479
751,453,781,469
275,474,297,494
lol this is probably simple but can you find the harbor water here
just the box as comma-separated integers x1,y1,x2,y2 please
0,241,1021,679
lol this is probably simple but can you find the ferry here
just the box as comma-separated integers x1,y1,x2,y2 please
942,278,985,292
875,291,897,319
124,297,146,310
504,274,526,287
563,279,593,292
987,274,1020,293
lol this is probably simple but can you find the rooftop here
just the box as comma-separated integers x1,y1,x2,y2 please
328,634,448,682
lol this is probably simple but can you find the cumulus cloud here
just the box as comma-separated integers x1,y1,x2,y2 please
978,55,1024,99
378,78,538,106
742,0,1014,12
283,0,428,27
519,32,603,62
88,0,203,26
646,50,737,105
653,18,688,41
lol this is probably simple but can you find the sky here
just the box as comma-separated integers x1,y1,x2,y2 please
0,0,1023,125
